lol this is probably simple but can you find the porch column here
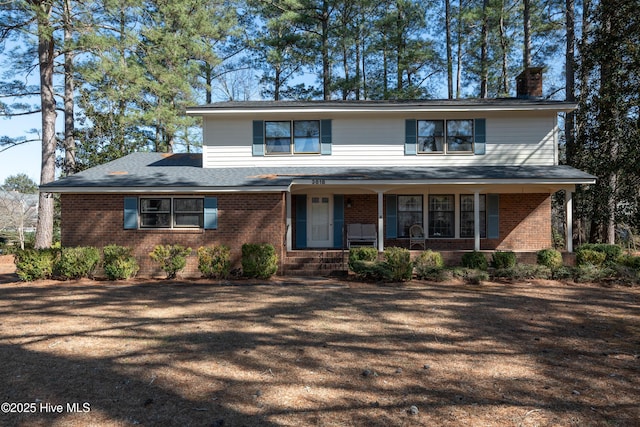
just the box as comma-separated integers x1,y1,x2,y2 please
377,191,384,252
286,191,292,251
565,190,573,253
474,191,481,251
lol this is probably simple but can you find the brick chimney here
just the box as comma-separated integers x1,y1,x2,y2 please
516,67,544,99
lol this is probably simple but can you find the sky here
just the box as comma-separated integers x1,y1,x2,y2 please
0,114,44,185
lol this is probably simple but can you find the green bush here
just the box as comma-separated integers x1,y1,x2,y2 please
452,267,489,285
103,245,139,280
461,251,488,270
573,264,614,283
492,264,552,280
577,243,622,265
383,247,413,282
149,244,192,279
198,245,231,279
415,250,444,268
241,243,278,279
492,251,517,269
576,249,607,267
348,247,378,267
414,250,445,280
14,249,56,281
537,248,564,270
617,254,640,270
55,246,100,280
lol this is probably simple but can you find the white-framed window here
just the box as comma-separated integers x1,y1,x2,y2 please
265,120,320,155
140,197,204,228
428,195,455,238
397,195,423,238
460,194,486,238
417,119,474,154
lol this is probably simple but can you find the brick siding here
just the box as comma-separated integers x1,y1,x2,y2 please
61,193,286,278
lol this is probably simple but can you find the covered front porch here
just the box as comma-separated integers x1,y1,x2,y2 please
284,181,579,254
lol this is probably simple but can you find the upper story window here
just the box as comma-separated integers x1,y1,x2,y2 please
265,120,320,155
418,119,474,154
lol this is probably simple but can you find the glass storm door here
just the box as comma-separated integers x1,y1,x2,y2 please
307,196,333,247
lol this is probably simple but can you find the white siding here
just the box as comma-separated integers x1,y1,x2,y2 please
202,112,558,168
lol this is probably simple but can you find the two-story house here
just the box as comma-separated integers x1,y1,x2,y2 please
43,68,596,276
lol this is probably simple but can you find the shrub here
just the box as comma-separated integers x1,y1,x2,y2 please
414,250,445,280
103,245,139,280
461,251,488,270
149,244,192,279
348,247,378,267
573,264,615,283
492,264,552,280
492,251,517,269
452,267,489,285
577,243,622,265
241,243,278,279
198,245,231,279
383,247,413,282
617,254,640,270
415,250,444,269
537,248,564,270
576,249,607,267
14,249,56,281
55,246,100,280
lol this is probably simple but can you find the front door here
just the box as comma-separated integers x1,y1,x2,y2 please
307,195,333,247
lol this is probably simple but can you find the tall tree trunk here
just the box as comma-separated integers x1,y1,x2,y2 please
499,0,509,94
480,0,489,98
63,0,76,176
564,0,576,163
523,0,532,67
455,0,463,98
445,0,453,99
321,0,330,100
34,0,56,249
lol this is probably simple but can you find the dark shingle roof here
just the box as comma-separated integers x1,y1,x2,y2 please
41,153,596,193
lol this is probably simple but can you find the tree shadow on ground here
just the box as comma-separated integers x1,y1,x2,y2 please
0,278,638,426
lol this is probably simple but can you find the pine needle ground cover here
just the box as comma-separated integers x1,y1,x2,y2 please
0,272,638,426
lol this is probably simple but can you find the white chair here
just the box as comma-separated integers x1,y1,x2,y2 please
409,224,426,249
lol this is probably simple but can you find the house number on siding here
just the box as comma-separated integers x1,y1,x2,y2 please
312,179,326,184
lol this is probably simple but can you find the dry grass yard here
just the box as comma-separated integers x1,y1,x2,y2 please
0,264,639,426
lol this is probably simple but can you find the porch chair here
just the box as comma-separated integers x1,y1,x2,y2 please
409,224,426,250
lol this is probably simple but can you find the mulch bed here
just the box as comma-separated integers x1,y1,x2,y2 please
0,272,638,426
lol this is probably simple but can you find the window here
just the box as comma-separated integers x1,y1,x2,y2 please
140,197,203,228
460,195,486,238
416,119,474,154
418,120,444,153
397,195,423,238
174,198,204,228
428,195,454,238
447,120,473,152
265,120,320,155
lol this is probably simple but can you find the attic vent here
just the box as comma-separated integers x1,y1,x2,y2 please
108,171,129,175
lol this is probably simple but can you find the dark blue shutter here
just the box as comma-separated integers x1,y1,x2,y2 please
333,195,344,248
474,118,486,155
405,119,417,155
386,195,398,238
124,197,138,229
252,120,264,156
295,195,307,248
204,197,218,229
487,194,499,238
320,120,332,155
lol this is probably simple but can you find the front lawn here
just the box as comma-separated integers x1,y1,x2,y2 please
0,276,638,426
